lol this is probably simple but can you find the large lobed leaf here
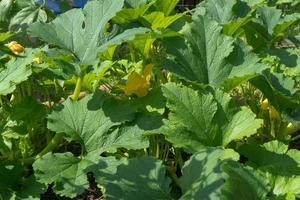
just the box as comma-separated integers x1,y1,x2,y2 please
28,0,149,65
180,147,269,200
0,162,45,200
161,83,262,152
239,140,300,197
33,152,97,197
0,49,35,96
34,92,149,197
164,9,266,90
47,92,149,155
93,156,172,200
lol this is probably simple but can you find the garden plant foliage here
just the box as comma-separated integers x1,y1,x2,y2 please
0,0,300,199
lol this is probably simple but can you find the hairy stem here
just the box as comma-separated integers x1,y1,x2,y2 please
71,76,82,101
19,132,64,165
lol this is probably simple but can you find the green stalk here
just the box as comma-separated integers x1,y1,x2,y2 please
163,143,169,162
156,141,160,159
18,132,64,165
129,45,136,62
27,80,32,96
175,148,184,168
166,167,180,187
71,76,82,100
292,134,300,141
144,148,148,156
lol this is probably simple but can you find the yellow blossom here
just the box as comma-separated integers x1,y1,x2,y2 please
261,99,281,120
287,122,293,129
269,106,281,121
32,57,42,64
260,99,269,110
6,41,24,54
124,64,154,97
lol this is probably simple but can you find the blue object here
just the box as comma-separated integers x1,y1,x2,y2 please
37,0,87,13
73,0,87,8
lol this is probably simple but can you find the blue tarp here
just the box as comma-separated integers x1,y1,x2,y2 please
37,0,87,13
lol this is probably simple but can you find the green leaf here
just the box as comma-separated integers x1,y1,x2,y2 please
180,148,229,200
162,83,217,149
47,93,148,155
222,42,267,91
153,0,180,16
0,163,23,196
0,32,13,42
164,13,264,89
239,141,300,175
161,83,262,152
239,141,300,197
165,14,233,86
142,12,182,30
221,107,263,146
33,152,98,197
11,96,46,121
102,87,166,122
265,173,300,197
0,49,35,96
10,177,46,200
47,93,115,154
201,0,239,24
257,6,282,35
9,6,47,31
33,154,127,198
221,161,270,200
180,147,268,199
200,0,252,36
242,0,266,7
103,125,149,152
113,2,153,24
0,0,13,23
256,6,300,39
95,156,172,200
243,21,270,50
251,72,300,112
124,0,150,8
273,14,300,39
0,163,45,200
28,0,149,65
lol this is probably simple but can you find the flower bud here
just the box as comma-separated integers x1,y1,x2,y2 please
32,57,42,64
6,41,25,54
261,99,269,110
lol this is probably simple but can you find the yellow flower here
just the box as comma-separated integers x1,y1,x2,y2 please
260,99,269,110
261,99,281,120
287,122,293,129
32,57,42,64
6,41,25,54
124,64,154,97
269,106,281,121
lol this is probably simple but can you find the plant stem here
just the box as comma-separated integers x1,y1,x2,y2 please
71,76,82,101
175,148,184,168
163,143,169,162
156,137,160,159
26,79,32,96
129,45,136,62
166,167,180,187
292,134,300,141
19,132,64,165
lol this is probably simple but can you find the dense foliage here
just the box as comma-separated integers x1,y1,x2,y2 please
0,0,300,199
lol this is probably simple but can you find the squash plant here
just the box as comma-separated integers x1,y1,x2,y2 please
0,0,300,199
